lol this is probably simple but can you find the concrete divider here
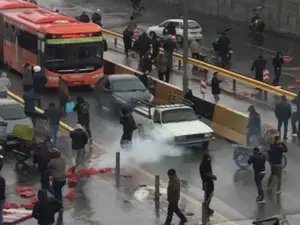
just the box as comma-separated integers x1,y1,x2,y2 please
8,59,269,145
211,105,247,145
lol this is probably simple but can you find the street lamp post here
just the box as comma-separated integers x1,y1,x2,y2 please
182,0,189,94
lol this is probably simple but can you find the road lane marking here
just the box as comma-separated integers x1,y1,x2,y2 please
244,43,276,54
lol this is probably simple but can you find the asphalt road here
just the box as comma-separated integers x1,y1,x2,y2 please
38,0,300,92
6,54,300,225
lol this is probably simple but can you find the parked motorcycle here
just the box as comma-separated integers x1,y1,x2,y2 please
233,144,287,170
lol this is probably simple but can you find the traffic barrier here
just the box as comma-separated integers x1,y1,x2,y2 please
211,105,247,145
102,28,296,99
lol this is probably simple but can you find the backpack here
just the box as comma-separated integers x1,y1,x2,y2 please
80,102,89,114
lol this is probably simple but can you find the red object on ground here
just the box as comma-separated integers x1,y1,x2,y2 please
68,176,77,185
288,85,296,90
88,167,99,175
100,167,113,174
65,188,75,200
292,68,300,72
15,187,33,193
20,202,35,209
77,168,89,177
20,191,35,198
31,196,38,204
296,79,300,84
4,202,19,209
3,208,32,224
66,168,74,177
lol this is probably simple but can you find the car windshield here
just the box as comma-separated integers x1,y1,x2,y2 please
45,42,103,73
0,104,26,120
111,78,146,92
161,108,198,123
188,21,201,29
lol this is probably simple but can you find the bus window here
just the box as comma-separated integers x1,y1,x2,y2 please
18,30,37,53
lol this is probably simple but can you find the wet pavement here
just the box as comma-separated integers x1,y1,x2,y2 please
39,0,300,92
4,0,300,224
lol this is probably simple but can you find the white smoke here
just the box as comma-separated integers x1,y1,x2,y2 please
87,126,186,169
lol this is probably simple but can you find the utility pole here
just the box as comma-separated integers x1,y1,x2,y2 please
182,0,189,94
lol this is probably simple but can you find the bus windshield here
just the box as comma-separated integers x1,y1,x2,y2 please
45,41,103,74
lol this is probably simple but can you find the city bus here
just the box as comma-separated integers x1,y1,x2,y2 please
0,7,104,87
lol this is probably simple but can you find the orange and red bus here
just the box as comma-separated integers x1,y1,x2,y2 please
0,5,104,87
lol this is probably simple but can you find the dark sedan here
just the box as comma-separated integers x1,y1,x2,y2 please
94,74,154,115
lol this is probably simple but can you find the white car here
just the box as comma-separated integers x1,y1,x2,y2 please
146,19,203,43
132,102,214,149
0,99,33,145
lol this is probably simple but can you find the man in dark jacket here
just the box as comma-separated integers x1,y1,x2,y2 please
163,36,176,74
163,22,176,36
151,33,160,61
120,107,136,149
141,51,152,74
44,102,62,147
0,173,5,225
23,88,40,126
248,147,266,203
275,95,291,140
200,153,217,216
32,189,62,225
164,168,187,225
291,91,300,136
79,12,90,23
267,136,287,194
33,141,52,192
272,52,284,86
32,65,47,105
73,97,92,141
123,27,133,58
70,124,89,172
251,54,267,82
91,9,102,24
247,105,261,146
211,72,221,103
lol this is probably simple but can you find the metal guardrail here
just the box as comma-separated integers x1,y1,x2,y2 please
7,91,74,132
102,28,297,99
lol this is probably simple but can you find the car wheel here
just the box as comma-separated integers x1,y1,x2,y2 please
202,141,209,149
149,31,156,38
176,35,183,43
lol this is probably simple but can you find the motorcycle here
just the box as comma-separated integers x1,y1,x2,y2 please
249,6,265,42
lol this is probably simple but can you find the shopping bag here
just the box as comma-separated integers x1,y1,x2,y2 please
65,101,74,113
12,124,34,141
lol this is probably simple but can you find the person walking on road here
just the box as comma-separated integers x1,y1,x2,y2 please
32,65,47,107
69,124,89,173
123,26,133,58
291,91,300,136
251,54,267,82
48,150,66,203
211,72,221,103
151,33,160,62
32,189,62,225
120,107,137,149
247,105,261,146
156,53,169,82
22,63,34,92
248,147,266,203
23,88,40,126
73,96,92,143
272,52,284,86
58,76,69,115
267,136,287,194
189,39,201,73
164,168,187,225
163,35,176,74
44,102,62,147
275,95,291,140
199,153,217,217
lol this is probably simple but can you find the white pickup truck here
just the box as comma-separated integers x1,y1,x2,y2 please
132,99,215,149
